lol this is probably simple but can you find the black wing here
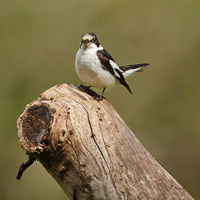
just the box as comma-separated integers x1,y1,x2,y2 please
97,48,115,62
96,49,115,76
96,49,132,94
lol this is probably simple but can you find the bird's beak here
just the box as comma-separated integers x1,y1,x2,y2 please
81,38,89,43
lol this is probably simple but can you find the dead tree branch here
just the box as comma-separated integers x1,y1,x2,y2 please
16,83,194,200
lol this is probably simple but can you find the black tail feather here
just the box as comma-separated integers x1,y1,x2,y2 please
120,63,150,72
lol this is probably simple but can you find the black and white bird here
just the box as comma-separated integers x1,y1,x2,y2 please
75,32,149,99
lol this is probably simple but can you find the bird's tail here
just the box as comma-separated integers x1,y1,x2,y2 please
120,63,149,78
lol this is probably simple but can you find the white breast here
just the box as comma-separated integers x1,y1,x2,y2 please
75,46,117,90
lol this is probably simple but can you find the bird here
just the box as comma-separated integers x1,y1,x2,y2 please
75,32,149,100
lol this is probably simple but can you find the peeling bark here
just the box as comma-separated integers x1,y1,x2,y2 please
17,83,194,200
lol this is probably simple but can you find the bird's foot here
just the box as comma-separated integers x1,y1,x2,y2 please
93,95,104,102
78,85,106,101
78,85,99,99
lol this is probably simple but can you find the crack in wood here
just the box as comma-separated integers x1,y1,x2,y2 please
67,137,81,176
80,103,110,171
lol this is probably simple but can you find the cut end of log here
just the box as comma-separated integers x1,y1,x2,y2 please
17,83,104,153
17,104,54,152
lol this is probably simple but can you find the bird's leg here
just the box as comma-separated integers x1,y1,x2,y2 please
99,88,106,100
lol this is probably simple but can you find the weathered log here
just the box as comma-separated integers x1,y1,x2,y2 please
17,83,193,200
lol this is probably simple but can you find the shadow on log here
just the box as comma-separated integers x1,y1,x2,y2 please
17,83,194,200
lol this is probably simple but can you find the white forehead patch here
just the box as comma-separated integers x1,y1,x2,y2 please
82,34,93,41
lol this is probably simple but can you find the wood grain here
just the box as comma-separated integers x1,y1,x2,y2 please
17,83,194,200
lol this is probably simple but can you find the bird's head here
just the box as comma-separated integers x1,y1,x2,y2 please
80,32,100,49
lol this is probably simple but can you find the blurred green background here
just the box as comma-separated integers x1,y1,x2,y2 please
1,0,200,199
